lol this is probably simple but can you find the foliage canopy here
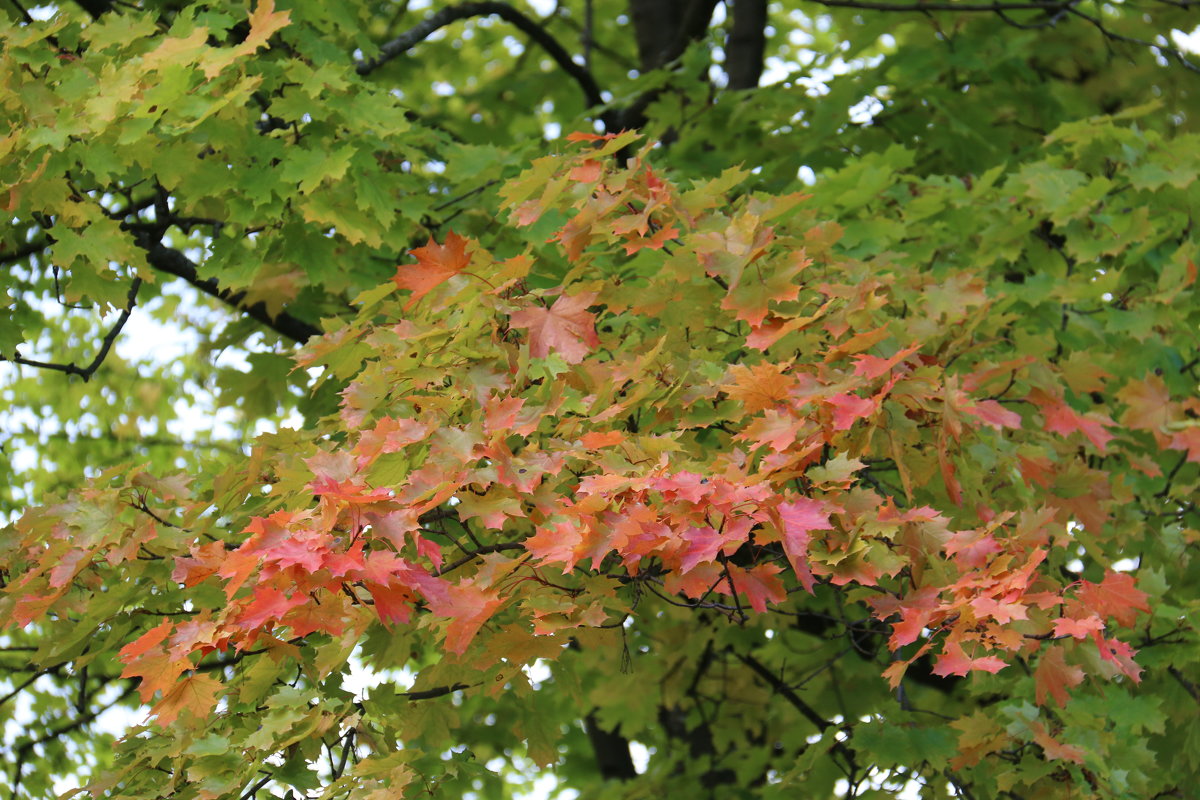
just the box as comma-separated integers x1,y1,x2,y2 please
2,1,1199,798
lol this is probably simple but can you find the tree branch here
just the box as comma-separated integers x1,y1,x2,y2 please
134,235,320,344
0,236,49,265
725,0,767,90
357,2,618,130
1,277,141,381
434,542,526,576
736,651,831,733
401,682,476,700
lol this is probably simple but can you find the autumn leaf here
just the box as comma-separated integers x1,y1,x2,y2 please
932,638,1008,678
1035,644,1085,707
242,0,292,53
722,361,795,414
509,292,600,364
150,673,224,727
422,580,504,655
393,231,472,310
774,497,833,593
1077,571,1150,627
1116,374,1174,432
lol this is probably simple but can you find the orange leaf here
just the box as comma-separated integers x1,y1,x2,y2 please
151,673,224,727
394,232,472,309
243,0,291,52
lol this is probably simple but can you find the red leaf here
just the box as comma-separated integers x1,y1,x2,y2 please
1031,390,1114,451
726,563,785,612
775,498,832,593
393,231,472,310
509,292,600,364
1168,427,1200,463
423,580,504,655
852,344,919,380
960,399,1023,431
171,541,227,587
235,585,310,631
932,638,1008,677
120,649,187,703
826,392,876,430
1077,571,1149,627
1051,615,1105,639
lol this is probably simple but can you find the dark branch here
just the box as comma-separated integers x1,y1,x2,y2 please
584,712,638,780
434,542,526,576
1169,665,1200,704
1,277,141,381
0,236,49,265
725,0,767,90
735,651,831,733
134,236,320,344
401,682,475,700
357,2,617,130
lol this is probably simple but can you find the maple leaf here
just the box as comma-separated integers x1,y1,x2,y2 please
1167,426,1200,463
422,580,504,655
150,673,224,727
1030,389,1114,451
1093,633,1143,682
579,430,624,449
1077,571,1149,627
509,292,600,364
726,563,786,612
1028,720,1086,765
774,497,833,593
118,618,174,665
932,638,1008,678
887,587,940,648
959,399,1023,431
826,392,876,430
1051,615,1105,639
235,585,310,630
853,344,920,380
171,541,227,587
1034,643,1085,706
393,231,472,310
722,362,795,414
120,649,188,703
1116,374,1174,432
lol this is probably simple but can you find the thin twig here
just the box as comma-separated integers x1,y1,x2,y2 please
357,2,617,130
1,277,142,381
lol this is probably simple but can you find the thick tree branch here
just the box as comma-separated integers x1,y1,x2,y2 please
584,712,638,780
357,2,618,130
134,235,320,344
1,277,141,381
725,0,767,90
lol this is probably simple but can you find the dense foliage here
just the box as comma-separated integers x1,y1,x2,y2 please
2,1,1199,798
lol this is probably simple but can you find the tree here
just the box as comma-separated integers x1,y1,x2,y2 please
1,1,1198,797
